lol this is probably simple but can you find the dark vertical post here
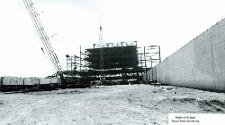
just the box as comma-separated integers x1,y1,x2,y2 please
66,56,68,71
71,56,72,71
140,54,143,68
144,46,147,82
150,57,153,82
80,45,82,71
74,55,76,70
100,48,102,80
136,41,139,83
150,57,152,68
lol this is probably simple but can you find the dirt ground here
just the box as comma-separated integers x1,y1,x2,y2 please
0,84,225,125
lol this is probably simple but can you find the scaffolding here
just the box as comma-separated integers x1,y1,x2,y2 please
138,45,161,81
63,42,160,84
84,41,140,83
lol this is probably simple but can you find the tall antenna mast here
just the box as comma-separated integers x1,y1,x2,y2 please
99,18,103,44
99,18,104,80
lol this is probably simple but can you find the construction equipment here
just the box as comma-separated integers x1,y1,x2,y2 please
23,0,63,77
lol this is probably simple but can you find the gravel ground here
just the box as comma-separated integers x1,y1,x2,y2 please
0,84,225,125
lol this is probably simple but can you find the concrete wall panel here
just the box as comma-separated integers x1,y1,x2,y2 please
144,19,225,92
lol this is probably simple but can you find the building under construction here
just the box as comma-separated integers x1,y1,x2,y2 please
79,42,143,84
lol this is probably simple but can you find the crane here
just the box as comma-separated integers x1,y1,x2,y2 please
23,0,63,77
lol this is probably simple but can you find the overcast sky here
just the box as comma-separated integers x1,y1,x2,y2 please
0,0,225,77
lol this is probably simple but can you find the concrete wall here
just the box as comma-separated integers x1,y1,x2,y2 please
143,67,157,82
144,19,225,92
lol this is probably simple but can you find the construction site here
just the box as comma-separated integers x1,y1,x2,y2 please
0,0,159,91
1,0,225,125
0,0,162,90
64,41,161,85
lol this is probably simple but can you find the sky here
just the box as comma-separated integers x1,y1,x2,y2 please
0,0,225,77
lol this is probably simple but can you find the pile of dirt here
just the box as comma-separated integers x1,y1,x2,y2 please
26,89,86,95
172,97,197,103
170,97,225,113
56,90,84,95
198,100,225,113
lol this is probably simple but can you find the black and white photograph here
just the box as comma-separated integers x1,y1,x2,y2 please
0,0,225,125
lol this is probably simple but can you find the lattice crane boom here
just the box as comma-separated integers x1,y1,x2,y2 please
23,0,63,74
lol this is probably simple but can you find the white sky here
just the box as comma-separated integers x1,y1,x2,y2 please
0,0,225,77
